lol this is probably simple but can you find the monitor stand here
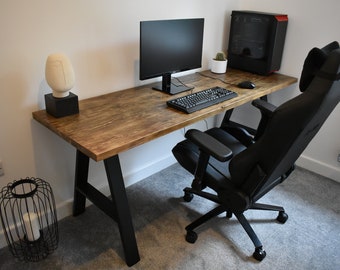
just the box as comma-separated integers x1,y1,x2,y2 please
152,73,193,95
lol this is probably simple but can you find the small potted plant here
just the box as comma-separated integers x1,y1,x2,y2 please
211,52,228,74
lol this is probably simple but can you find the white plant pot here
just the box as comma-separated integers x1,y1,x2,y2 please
211,59,228,74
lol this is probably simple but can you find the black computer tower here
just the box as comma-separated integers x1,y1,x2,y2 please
227,11,288,75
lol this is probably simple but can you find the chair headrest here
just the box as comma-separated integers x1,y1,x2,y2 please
299,41,340,92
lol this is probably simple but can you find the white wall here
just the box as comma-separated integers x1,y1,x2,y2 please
0,0,239,242
0,0,340,247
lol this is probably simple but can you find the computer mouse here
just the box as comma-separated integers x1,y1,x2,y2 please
238,80,256,89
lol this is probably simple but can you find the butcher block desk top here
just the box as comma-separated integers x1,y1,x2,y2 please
32,69,297,162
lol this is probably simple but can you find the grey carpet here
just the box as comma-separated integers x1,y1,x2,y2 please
0,163,339,270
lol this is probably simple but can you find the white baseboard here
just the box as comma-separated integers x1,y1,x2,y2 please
296,155,340,183
2,154,337,249
0,155,176,249
52,154,176,222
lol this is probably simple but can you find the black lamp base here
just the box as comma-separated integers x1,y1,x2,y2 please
44,92,79,118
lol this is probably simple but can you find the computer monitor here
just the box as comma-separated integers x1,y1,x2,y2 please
139,18,204,95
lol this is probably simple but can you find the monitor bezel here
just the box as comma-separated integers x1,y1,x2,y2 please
139,18,204,95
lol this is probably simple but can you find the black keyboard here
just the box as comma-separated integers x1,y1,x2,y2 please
167,86,237,113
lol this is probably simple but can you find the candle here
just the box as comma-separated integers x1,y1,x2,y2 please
23,212,40,241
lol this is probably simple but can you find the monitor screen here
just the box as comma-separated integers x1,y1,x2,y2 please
140,18,204,94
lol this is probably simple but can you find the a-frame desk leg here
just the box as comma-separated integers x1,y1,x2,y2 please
73,150,140,267
73,150,88,216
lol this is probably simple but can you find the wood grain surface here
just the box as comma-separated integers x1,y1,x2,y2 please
32,69,297,161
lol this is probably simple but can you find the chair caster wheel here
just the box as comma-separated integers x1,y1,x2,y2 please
185,230,197,243
277,211,288,223
253,247,266,261
183,192,194,202
226,211,233,219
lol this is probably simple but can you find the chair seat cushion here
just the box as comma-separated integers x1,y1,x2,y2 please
172,127,247,192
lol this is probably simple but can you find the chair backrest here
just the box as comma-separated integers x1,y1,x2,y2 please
228,42,340,201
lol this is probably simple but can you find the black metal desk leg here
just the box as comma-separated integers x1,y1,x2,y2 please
104,155,140,266
73,150,89,216
220,108,234,129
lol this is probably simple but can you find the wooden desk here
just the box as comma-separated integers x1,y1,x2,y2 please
32,69,297,266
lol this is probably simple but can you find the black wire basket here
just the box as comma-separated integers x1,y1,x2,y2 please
0,177,58,262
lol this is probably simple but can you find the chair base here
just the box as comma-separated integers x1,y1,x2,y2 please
183,187,288,261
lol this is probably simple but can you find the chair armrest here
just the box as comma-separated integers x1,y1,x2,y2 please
251,99,277,116
185,129,233,162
